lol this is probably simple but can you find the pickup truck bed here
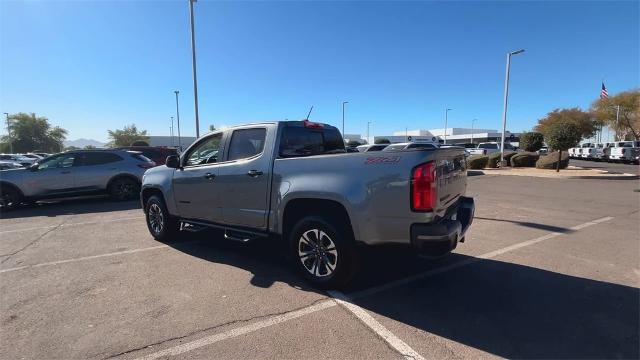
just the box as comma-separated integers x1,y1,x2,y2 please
141,120,475,288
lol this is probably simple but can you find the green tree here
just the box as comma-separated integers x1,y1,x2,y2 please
375,138,391,144
534,108,597,141
130,140,150,146
544,122,582,172
0,112,67,153
590,89,639,140
107,124,149,147
519,132,544,152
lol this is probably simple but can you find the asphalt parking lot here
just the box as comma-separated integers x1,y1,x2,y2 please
1,165,639,359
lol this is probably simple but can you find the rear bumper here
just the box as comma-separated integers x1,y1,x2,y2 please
410,196,475,256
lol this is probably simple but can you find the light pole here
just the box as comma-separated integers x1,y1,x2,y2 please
342,101,348,135
471,118,477,144
500,48,525,165
367,121,372,144
3,112,12,154
444,108,453,144
170,116,175,147
174,90,182,151
188,0,201,138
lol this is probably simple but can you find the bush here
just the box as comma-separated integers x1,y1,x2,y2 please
536,151,570,170
130,140,149,146
510,152,540,167
519,132,544,152
467,155,489,169
486,151,517,168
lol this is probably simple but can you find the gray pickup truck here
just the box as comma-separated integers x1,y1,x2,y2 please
141,120,474,288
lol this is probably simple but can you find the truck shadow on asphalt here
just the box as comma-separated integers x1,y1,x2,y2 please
164,230,639,360
0,196,140,219
474,216,574,233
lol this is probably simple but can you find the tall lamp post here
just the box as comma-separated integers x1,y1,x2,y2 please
471,118,477,144
188,0,200,138
367,121,372,144
3,112,12,154
342,101,348,135
500,48,525,165
444,108,453,144
170,116,175,147
174,90,182,151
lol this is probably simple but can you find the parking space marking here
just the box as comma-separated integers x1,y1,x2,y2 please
0,244,169,274
349,215,615,299
328,290,425,360
0,216,144,234
134,299,337,360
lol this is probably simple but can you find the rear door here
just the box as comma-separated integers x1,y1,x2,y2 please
172,132,225,222
74,152,124,191
216,127,272,229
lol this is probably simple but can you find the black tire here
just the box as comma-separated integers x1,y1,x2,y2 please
0,185,23,211
289,216,357,289
144,195,179,242
108,177,140,201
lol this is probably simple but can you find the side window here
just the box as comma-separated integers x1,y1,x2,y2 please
185,133,223,166
227,128,266,161
38,154,76,170
279,128,324,157
77,152,123,166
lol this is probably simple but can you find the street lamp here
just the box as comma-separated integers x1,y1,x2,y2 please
342,101,348,135
500,48,525,165
444,108,453,144
188,0,201,138
170,116,175,147
471,118,477,144
367,121,372,144
3,112,12,154
174,90,182,151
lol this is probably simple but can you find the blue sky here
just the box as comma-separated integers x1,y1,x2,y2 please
1,0,638,142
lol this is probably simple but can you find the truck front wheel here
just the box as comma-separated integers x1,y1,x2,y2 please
144,195,179,242
289,216,357,289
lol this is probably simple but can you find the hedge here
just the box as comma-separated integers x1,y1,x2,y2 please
486,151,517,168
536,151,570,170
467,155,489,169
510,152,540,167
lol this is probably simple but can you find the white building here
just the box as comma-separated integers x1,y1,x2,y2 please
375,128,520,145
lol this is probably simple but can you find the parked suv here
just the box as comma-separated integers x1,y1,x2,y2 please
0,149,155,209
118,146,179,166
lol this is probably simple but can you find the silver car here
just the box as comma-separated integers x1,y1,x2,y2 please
0,149,155,209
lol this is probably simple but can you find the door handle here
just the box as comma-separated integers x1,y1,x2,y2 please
204,172,216,180
247,170,263,177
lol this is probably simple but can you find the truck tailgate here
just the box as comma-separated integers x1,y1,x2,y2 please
434,149,467,212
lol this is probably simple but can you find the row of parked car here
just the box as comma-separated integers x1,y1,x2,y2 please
0,147,179,209
569,141,640,164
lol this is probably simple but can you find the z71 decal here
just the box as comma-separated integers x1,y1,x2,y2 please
365,156,401,165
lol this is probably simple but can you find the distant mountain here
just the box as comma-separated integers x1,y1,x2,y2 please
63,138,106,148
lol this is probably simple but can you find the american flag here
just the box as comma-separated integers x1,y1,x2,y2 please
600,82,609,99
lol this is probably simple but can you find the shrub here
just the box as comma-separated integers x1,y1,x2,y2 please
536,151,570,170
467,155,489,169
519,132,544,152
510,152,540,167
130,140,149,146
486,151,517,168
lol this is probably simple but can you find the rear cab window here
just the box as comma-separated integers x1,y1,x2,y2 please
279,125,345,158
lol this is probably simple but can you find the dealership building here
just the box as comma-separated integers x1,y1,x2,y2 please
374,128,521,145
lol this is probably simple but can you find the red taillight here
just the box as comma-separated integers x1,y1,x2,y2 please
411,162,437,211
303,120,324,129
138,162,155,169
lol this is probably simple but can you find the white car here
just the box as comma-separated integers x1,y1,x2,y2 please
0,154,38,167
467,142,515,156
0,161,24,171
609,141,639,164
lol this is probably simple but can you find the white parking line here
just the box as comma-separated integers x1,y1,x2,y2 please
0,216,144,234
328,290,425,360
135,300,337,360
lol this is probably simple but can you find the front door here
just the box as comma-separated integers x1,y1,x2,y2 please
172,133,224,222
25,153,77,197
217,127,271,230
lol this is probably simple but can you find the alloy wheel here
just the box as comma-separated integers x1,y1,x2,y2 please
148,203,164,234
298,229,338,277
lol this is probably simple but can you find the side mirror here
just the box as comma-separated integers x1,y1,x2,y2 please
165,155,180,169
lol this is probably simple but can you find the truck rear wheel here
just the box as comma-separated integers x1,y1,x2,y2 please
144,195,179,242
289,216,357,289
